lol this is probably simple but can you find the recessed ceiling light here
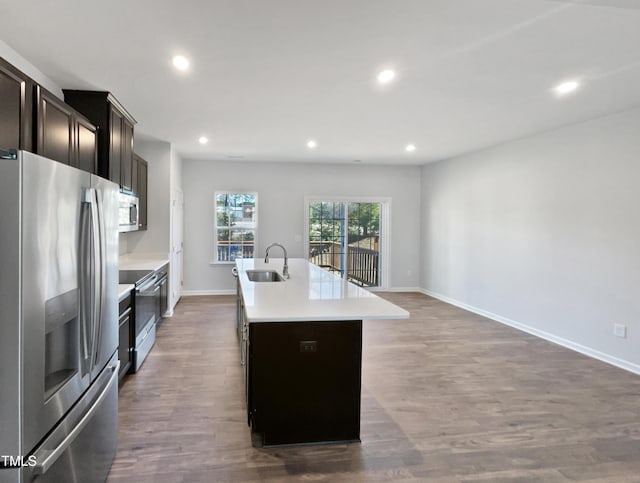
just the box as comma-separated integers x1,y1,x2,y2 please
405,144,416,152
198,136,208,144
377,69,396,84
554,80,579,95
307,140,317,149
172,55,190,71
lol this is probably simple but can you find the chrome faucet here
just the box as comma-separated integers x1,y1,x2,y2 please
264,242,289,279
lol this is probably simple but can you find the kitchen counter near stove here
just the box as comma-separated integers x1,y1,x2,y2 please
119,253,169,272
118,284,134,301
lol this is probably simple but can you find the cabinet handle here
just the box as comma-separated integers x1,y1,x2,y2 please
119,306,132,323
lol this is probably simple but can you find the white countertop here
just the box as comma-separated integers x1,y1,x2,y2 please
119,253,170,272
236,258,409,323
118,284,134,301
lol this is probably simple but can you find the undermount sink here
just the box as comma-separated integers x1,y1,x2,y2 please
246,270,285,282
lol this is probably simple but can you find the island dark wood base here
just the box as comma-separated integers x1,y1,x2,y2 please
247,320,362,446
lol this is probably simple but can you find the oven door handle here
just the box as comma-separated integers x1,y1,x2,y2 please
154,274,168,288
136,275,159,293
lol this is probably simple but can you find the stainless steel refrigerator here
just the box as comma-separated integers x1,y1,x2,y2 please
0,151,119,483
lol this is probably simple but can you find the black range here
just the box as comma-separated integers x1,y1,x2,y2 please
119,266,168,372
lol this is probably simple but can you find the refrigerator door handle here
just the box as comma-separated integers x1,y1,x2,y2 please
80,189,95,365
89,188,102,368
93,189,107,365
31,362,119,477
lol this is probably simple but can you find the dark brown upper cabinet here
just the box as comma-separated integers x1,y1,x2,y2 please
63,90,136,191
36,86,74,165
35,86,97,170
133,154,148,230
109,107,122,184
0,56,33,156
121,118,134,192
75,115,98,173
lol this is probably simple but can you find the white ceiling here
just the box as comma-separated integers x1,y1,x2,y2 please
1,0,640,165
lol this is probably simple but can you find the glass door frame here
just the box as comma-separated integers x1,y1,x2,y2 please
303,196,391,290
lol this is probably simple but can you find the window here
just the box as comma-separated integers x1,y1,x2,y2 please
305,197,389,288
215,192,257,263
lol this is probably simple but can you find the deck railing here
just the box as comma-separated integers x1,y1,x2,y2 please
309,241,379,287
217,241,379,286
217,242,254,262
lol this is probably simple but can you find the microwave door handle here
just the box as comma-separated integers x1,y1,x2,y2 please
130,204,137,224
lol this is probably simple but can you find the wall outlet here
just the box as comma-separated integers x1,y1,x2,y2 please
613,323,627,339
299,340,318,353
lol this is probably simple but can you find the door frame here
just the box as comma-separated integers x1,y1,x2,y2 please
303,196,391,291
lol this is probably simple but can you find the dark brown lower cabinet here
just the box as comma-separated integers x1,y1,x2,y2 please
118,292,134,381
248,320,362,446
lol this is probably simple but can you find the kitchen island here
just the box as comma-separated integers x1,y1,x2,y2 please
235,258,409,446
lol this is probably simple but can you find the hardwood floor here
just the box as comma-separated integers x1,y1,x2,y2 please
108,293,640,482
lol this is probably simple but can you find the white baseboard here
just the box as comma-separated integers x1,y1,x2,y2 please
385,286,422,293
183,288,423,296
182,290,236,296
421,288,640,376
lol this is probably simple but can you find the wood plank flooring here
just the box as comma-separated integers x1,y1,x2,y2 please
107,293,640,482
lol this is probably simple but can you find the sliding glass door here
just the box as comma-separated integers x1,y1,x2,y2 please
306,198,388,288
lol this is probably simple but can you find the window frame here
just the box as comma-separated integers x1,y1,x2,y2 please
212,191,258,265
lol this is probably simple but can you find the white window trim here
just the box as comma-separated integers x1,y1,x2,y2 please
211,191,258,265
303,196,391,290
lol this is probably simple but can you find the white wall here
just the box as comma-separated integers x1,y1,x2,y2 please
420,107,640,373
124,138,172,255
0,39,62,98
122,138,184,312
183,160,422,293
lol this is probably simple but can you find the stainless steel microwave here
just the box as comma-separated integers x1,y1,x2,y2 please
118,192,139,232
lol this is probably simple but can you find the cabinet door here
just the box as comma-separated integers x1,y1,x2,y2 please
75,115,97,173
36,86,74,165
118,307,132,380
121,119,134,192
0,58,27,154
132,154,139,196
109,108,123,185
138,158,148,230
